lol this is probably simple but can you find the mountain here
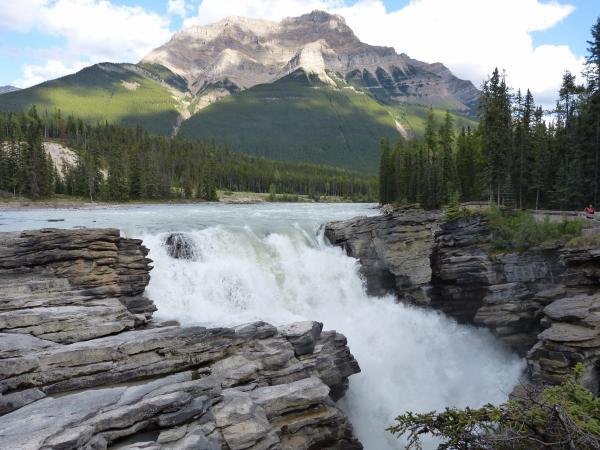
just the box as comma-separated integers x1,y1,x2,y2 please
0,86,20,95
0,11,479,172
143,11,478,112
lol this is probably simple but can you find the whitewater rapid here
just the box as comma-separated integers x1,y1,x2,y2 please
0,203,525,449
142,224,525,450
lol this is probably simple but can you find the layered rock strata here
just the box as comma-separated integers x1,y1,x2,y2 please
142,10,479,111
433,216,600,392
326,209,600,394
0,228,362,449
324,206,441,302
431,216,565,353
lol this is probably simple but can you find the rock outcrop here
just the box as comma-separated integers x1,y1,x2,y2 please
528,294,600,391
432,216,600,393
0,228,155,344
431,216,565,353
324,206,441,302
326,209,600,395
0,228,362,449
164,232,198,260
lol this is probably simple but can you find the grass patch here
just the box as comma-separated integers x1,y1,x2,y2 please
485,208,584,252
567,232,600,247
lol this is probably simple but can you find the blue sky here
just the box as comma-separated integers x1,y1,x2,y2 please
0,0,596,106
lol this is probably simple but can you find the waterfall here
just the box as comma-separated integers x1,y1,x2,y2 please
143,225,525,450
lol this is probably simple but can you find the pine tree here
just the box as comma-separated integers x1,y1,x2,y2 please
530,107,550,210
423,108,441,208
512,89,536,208
445,190,463,220
23,122,50,200
480,68,513,204
393,140,408,203
378,138,394,204
107,147,129,201
128,145,144,200
438,111,456,202
553,72,586,209
585,17,600,92
201,155,218,201
501,173,516,211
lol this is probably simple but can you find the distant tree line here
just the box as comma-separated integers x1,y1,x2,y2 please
380,17,600,211
0,109,377,202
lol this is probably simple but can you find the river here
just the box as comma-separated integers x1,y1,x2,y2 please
0,203,525,449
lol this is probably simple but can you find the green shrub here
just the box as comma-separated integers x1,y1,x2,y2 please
388,364,600,450
445,191,471,221
484,208,584,251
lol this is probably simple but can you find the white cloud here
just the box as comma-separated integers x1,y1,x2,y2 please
185,0,585,107
0,0,47,32
5,0,173,87
13,59,89,88
168,0,187,17
40,0,172,62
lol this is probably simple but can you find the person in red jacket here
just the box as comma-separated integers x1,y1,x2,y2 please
584,204,595,219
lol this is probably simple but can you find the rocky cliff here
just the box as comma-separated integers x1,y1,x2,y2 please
142,10,479,113
325,210,600,395
0,228,362,449
324,206,441,302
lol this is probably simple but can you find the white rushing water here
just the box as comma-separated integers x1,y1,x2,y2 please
0,203,526,449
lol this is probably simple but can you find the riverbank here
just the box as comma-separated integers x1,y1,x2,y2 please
0,191,367,209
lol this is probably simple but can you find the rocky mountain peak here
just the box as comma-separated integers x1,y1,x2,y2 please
284,10,348,30
141,10,479,113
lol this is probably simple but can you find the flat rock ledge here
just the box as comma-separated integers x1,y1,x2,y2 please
0,228,362,450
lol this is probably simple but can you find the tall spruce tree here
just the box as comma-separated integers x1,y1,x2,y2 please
378,138,394,204
438,111,457,202
480,68,513,205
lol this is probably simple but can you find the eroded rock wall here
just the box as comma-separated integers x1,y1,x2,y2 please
0,228,362,450
324,206,441,303
326,209,600,394
431,216,566,353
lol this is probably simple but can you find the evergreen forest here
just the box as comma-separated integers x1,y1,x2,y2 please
379,17,600,211
0,109,377,202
